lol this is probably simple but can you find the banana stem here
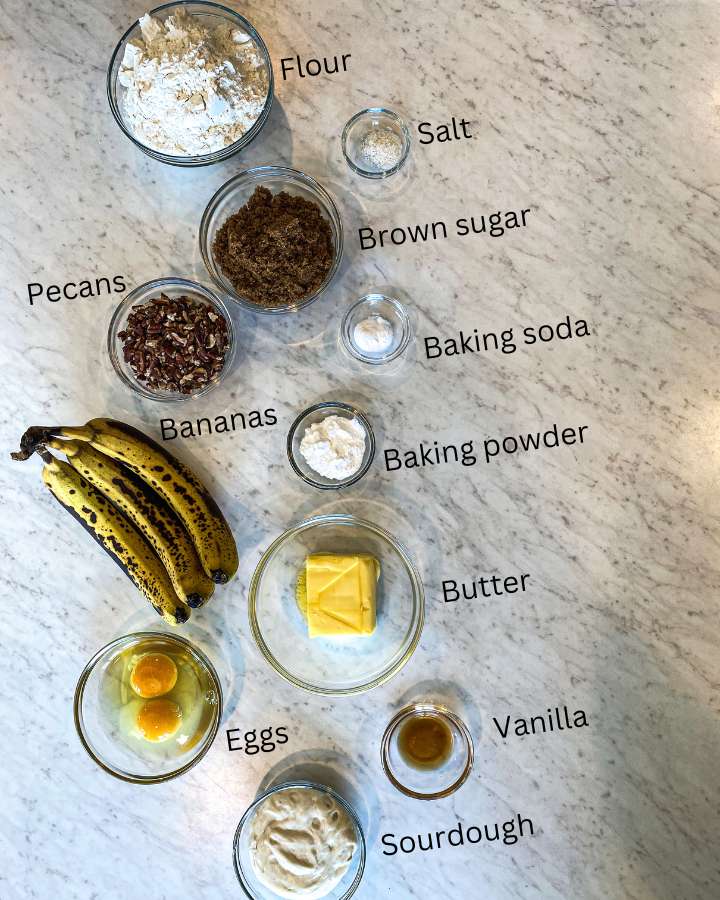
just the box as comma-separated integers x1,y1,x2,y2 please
11,425,91,461
11,426,57,461
38,448,56,466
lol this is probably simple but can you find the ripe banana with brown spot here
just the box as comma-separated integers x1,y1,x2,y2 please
38,450,190,626
48,438,215,608
48,418,238,583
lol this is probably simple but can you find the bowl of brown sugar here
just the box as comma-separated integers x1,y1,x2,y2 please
200,166,343,314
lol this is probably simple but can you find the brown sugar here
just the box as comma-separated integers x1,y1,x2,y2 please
212,185,334,307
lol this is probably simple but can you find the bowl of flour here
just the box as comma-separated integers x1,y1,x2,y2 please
107,1,273,166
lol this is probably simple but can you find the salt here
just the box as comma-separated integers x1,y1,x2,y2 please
358,127,403,171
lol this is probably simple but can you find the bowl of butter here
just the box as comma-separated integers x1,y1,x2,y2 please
249,515,424,694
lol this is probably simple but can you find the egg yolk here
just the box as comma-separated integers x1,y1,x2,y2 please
130,652,178,698
136,698,183,742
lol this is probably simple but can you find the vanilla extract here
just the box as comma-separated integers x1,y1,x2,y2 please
493,705,589,740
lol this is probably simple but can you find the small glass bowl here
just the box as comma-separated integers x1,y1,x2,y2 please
341,108,411,179
381,703,474,800
200,166,343,314
233,781,366,899
74,631,223,784
107,277,236,402
249,514,425,695
341,294,411,365
107,2,274,167
287,401,375,490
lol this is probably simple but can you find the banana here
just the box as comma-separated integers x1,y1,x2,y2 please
38,450,190,626
46,418,238,583
49,439,215,609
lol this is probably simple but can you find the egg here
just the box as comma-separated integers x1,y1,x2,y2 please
135,698,183,742
118,699,146,739
130,652,178,698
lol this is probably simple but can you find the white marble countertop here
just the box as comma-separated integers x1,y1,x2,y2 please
2,1,719,898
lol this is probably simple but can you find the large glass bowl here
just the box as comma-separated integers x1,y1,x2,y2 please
249,515,424,694
74,632,222,783
233,781,365,900
107,276,237,402
107,1,274,166
200,166,343,314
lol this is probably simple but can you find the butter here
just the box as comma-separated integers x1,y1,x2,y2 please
299,554,379,637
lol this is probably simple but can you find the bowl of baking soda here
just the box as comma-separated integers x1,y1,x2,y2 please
341,294,411,365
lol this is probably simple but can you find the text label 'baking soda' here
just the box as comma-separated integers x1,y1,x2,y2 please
424,316,590,360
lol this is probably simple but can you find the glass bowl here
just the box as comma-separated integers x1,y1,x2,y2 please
107,276,236,402
341,108,411,179
340,294,411,365
107,1,274,166
233,781,365,900
249,514,424,695
287,401,375,490
74,631,222,784
200,166,344,314
381,703,474,800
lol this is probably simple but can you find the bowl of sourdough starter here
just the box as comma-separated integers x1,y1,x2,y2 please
107,2,273,166
233,781,366,899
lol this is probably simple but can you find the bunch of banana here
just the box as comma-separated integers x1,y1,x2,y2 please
12,417,238,625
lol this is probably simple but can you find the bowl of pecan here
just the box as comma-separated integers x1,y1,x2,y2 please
108,277,236,401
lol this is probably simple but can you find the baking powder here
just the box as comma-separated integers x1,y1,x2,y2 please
299,415,366,480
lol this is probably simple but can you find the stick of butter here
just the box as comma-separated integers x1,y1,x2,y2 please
297,554,379,638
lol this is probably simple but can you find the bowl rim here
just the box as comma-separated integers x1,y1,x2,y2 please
106,275,237,403
341,107,411,179
199,165,344,314
340,294,411,365
106,0,274,167
248,513,425,695
73,630,223,784
286,401,376,489
232,780,366,900
380,702,475,800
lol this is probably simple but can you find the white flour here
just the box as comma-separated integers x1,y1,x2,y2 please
118,9,269,156
299,415,366,480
